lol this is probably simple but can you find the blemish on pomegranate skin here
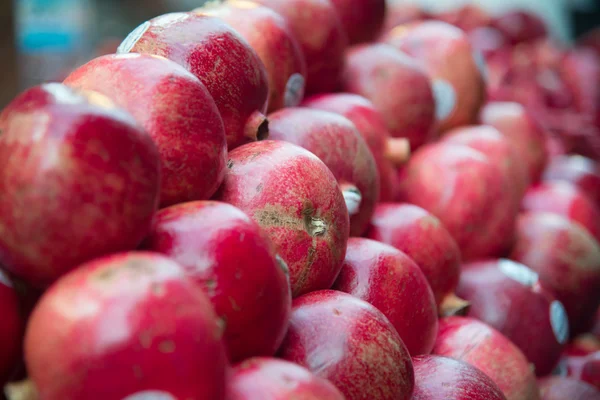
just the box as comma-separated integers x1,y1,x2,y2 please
158,340,176,353
227,160,234,169
333,308,342,316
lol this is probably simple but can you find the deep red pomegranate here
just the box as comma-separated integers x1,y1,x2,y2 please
412,355,507,400
542,155,600,208
278,290,414,400
24,252,228,400
214,140,349,298
117,11,269,150
142,200,291,362
226,357,344,399
302,92,409,201
457,259,569,376
195,0,307,112
510,212,600,335
538,377,600,400
333,238,437,355
268,107,379,236
0,83,160,287
0,269,22,385
366,203,463,314
63,53,227,207
341,43,436,151
252,0,347,95
434,316,541,400
328,0,386,44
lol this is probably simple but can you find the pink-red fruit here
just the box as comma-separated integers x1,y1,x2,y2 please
328,0,386,44
0,83,160,287
542,155,600,209
538,377,600,400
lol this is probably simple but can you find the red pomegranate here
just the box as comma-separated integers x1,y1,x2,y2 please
328,0,386,44
538,377,600,400
491,11,548,46
0,269,22,385
542,155,600,208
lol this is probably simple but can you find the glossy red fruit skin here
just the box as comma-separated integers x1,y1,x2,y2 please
542,155,600,209
333,238,437,355
252,0,347,95
268,107,379,236
397,142,514,261
226,357,345,399
562,351,600,390
538,377,600,400
522,182,600,244
64,53,227,207
117,12,269,150
196,1,307,113
383,21,486,132
24,252,229,400
0,83,160,288
367,203,461,307
214,140,349,298
328,0,386,44
435,317,541,400
278,290,414,400
457,259,568,376
412,355,507,400
0,269,22,384
342,43,436,151
302,93,401,201
510,212,600,335
142,201,291,363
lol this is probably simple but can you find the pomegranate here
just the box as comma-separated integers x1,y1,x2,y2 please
510,212,600,334
382,3,428,35
333,238,438,355
491,11,548,46
301,93,409,201
434,316,541,400
226,357,344,399
412,355,507,400
562,350,600,390
268,107,379,236
328,0,386,44
457,259,569,376
542,155,600,208
433,4,492,34
538,377,600,400
560,48,600,127
342,43,436,151
252,0,347,95
0,269,21,385
195,0,306,113
566,335,600,356
63,53,227,207
383,20,486,132
24,252,228,400
366,203,463,313
278,290,414,400
214,140,349,298
397,141,516,261
142,201,291,362
480,101,549,183
0,83,160,287
117,11,269,150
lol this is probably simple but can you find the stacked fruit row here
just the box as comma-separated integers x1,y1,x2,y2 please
1,1,599,399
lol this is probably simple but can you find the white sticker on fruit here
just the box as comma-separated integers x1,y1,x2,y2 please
431,79,456,122
472,49,489,83
550,300,569,345
117,21,150,54
342,187,362,216
122,391,176,400
498,259,539,287
284,73,306,108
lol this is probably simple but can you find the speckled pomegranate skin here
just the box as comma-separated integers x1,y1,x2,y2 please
226,357,345,399
383,21,486,132
64,53,227,207
538,377,600,400
117,12,269,150
457,259,567,376
333,238,438,356
480,102,548,183
434,317,541,400
328,0,386,44
252,0,347,95
268,107,379,236
367,203,461,307
542,155,600,208
302,93,402,201
412,355,507,400
214,140,349,298
397,141,513,261
142,200,291,362
24,252,229,400
510,212,600,335
278,290,414,400
0,84,161,288
0,269,22,384
196,1,307,113
342,43,436,151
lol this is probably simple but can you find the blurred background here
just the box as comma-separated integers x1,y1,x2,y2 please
0,0,598,108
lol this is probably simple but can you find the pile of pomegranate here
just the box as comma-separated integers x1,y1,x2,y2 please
2,1,600,399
